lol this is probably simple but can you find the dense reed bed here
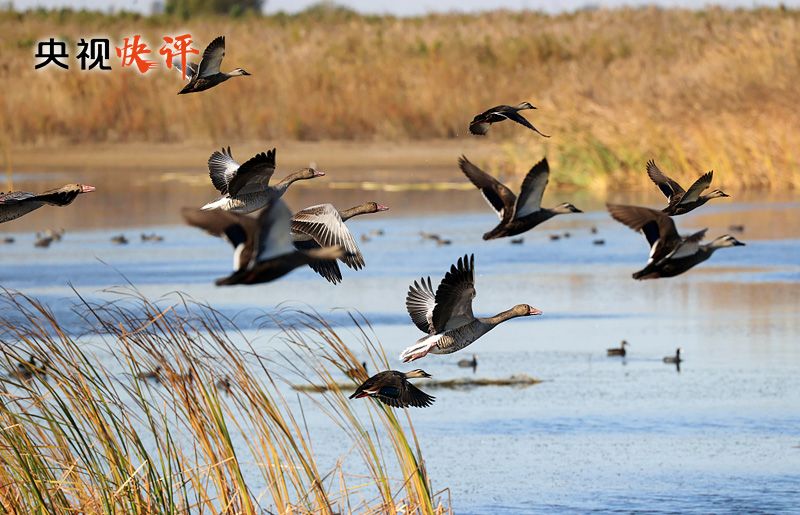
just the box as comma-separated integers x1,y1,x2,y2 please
1,6,798,190
0,288,449,513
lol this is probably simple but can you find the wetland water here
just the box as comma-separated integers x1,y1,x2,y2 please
1,168,798,513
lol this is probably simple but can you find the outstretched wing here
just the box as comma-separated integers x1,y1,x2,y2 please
172,57,198,81
181,207,258,270
226,149,277,196
678,171,713,205
197,35,225,78
291,204,364,270
254,195,295,262
503,110,550,138
208,146,240,195
406,277,436,334
459,156,516,223
514,158,549,218
292,238,343,284
668,228,708,259
432,254,476,332
646,160,684,200
607,204,680,265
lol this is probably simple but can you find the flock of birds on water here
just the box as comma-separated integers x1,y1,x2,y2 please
0,35,746,408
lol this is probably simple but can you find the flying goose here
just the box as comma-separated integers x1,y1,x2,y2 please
0,184,95,225
469,102,550,137
291,202,389,284
201,147,324,213
607,204,745,280
349,369,434,408
178,36,250,94
607,340,628,357
460,156,582,240
183,195,345,285
646,160,729,215
400,254,542,362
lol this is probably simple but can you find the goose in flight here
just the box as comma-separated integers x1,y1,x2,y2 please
0,183,95,225
178,36,250,94
646,160,729,215
607,204,745,280
460,156,582,240
291,201,389,284
349,369,435,408
400,254,542,363
201,146,324,213
183,195,344,285
469,102,549,137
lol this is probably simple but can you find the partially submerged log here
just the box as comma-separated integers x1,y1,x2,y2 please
291,374,542,393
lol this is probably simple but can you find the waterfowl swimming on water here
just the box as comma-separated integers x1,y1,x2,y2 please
510,238,524,245
345,361,368,380
729,224,745,233
0,184,95,225
39,228,64,241
593,239,605,246
216,376,232,395
1,236,14,244
591,226,598,234
400,254,542,362
420,232,452,245
349,369,435,408
607,340,628,357
646,160,729,215
177,36,250,94
291,202,389,284
111,235,129,245
34,235,53,248
201,147,324,213
469,102,550,137
141,233,164,242
360,233,371,243
663,347,683,364
9,356,48,381
457,354,478,373
549,234,561,241
607,204,745,280
136,366,162,382
460,156,582,240
183,195,345,285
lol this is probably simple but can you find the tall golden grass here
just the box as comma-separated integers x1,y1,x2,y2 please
0,287,449,513
1,6,798,189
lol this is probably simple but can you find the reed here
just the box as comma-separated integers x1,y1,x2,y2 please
0,287,449,513
1,6,798,189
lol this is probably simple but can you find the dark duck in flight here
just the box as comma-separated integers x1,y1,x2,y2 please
460,156,582,240
349,369,435,408
646,160,729,216
469,102,550,137
607,204,745,280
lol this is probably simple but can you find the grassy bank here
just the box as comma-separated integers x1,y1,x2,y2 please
0,288,448,513
1,7,799,190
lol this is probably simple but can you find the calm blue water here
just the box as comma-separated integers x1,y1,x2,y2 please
1,195,799,513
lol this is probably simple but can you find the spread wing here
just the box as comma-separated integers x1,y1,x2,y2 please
292,238,343,284
607,204,680,265
459,156,516,223
372,382,435,408
678,171,713,205
172,57,198,80
432,254,476,332
514,158,549,218
208,146,240,194
181,207,258,270
646,160,684,200
197,35,225,78
668,228,708,259
254,196,295,262
0,191,37,204
291,204,363,270
406,277,435,334
503,110,550,138
226,149,277,196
